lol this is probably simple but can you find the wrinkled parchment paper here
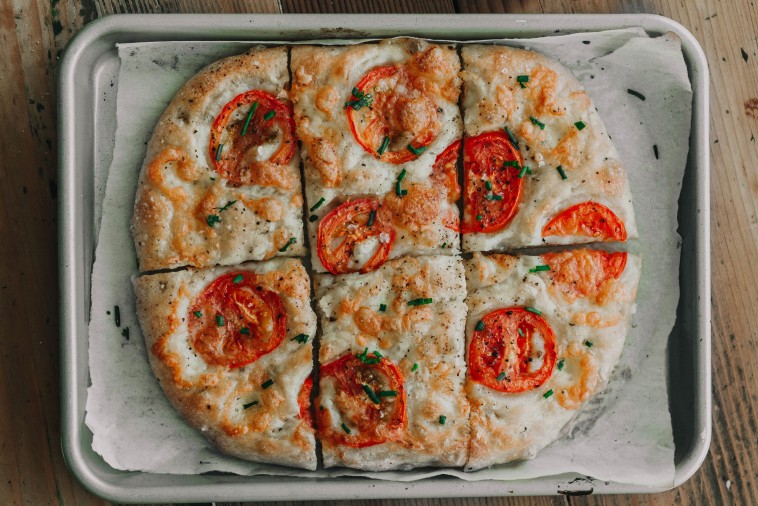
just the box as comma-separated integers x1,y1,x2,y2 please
85,28,691,487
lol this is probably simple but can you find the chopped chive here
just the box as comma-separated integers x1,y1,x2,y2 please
215,143,224,161
585,340,594,348
525,306,542,315
529,116,545,130
216,314,225,326
378,390,398,397
362,384,381,404
441,242,447,248
574,121,586,130
242,400,258,410
263,110,275,121
502,160,520,168
411,363,419,372
475,320,485,331
193,311,203,318
373,350,383,359
408,298,433,306
367,210,376,227
496,372,506,381
627,89,646,101
517,75,529,83
396,181,403,196
241,101,259,136
401,189,408,195
397,168,407,182
518,328,524,337
653,144,659,159
310,197,325,211
504,126,519,148
262,379,274,389
279,237,296,252
485,180,493,190
292,333,309,344
233,274,244,284
529,265,551,273
556,165,568,180
351,87,364,98
206,214,220,227
379,303,387,312
407,144,427,156
377,136,391,156
216,200,237,213
543,389,554,399
240,327,250,334
557,359,565,371
309,214,318,222
485,194,503,201
357,347,381,364
476,214,483,222
517,166,529,178
438,415,447,425
341,423,352,434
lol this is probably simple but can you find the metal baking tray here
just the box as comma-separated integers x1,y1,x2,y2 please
58,13,711,502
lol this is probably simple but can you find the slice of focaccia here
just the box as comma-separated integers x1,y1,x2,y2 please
132,46,305,272
313,256,470,470
464,249,641,470
460,45,637,251
133,258,317,469
291,39,463,274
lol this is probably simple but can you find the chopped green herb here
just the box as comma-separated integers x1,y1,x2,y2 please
397,168,407,182
292,333,309,344
379,303,387,312
362,384,381,404
408,298,433,306
241,101,259,136
518,166,529,178
341,423,352,434
344,88,373,110
215,143,224,161
518,327,524,337
585,340,594,348
263,110,275,121
279,237,296,252
378,390,398,397
557,359,565,371
395,181,403,196
240,327,250,335
193,311,203,318
216,200,237,212
529,116,545,130
216,314,225,326
407,144,427,156
441,242,447,249
261,379,274,389
556,165,568,180
543,389,554,399
411,363,419,372
373,350,383,359
504,126,519,148
357,347,381,365
377,136,391,156
401,189,408,195
367,210,376,227
438,415,447,425
476,214,483,221
206,214,221,227
233,274,244,284
502,160,520,168
574,121,586,130
485,180,493,190
525,306,542,316
310,197,325,212
627,89,646,101
529,265,551,273
309,214,318,222
475,320,485,331
485,194,503,201
516,75,530,84
496,372,506,381
242,400,258,410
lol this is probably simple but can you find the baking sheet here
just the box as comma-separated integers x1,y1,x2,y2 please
84,28,691,487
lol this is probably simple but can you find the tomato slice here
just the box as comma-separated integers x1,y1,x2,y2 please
209,90,296,185
469,307,557,393
316,354,406,448
543,249,627,301
542,201,627,242
432,139,461,201
188,272,286,369
346,65,439,164
462,131,524,233
298,376,313,428
317,198,395,275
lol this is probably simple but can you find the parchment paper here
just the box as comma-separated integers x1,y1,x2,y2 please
85,28,691,487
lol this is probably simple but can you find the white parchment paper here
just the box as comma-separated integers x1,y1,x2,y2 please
85,28,691,487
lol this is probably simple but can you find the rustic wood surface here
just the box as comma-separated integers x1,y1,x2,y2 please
0,0,754,504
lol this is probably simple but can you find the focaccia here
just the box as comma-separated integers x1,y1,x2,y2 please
133,258,317,469
313,256,470,470
291,39,463,274
460,45,637,251
463,249,641,470
132,46,305,272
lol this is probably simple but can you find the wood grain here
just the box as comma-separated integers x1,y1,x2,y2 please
1,0,755,505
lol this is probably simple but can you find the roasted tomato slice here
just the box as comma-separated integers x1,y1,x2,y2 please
188,272,286,369
469,307,557,393
317,198,395,275
316,354,406,448
543,249,627,302
209,90,296,185
298,377,313,428
542,201,627,242
462,131,524,233
432,139,461,201
346,65,439,164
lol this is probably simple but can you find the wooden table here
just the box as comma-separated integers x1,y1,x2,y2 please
1,0,754,504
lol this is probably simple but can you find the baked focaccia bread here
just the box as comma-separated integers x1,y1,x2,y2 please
313,256,470,470
291,39,463,274
132,46,305,272
463,249,641,470
133,258,317,469
460,45,637,251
